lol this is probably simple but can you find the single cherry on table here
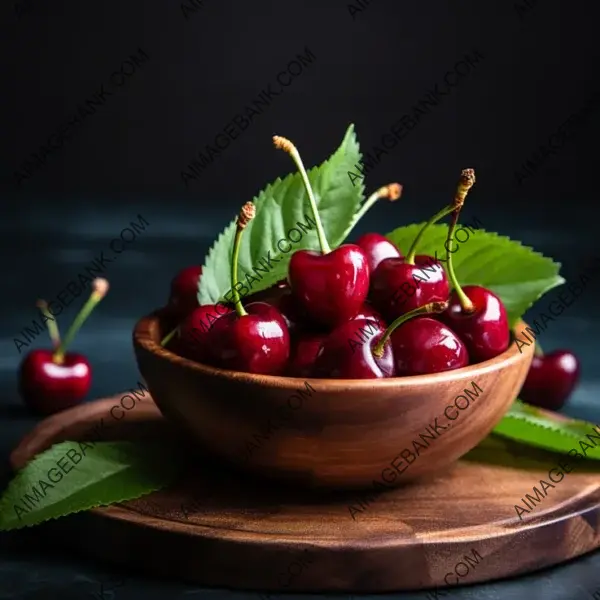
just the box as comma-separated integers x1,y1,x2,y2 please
18,278,110,415
519,349,580,410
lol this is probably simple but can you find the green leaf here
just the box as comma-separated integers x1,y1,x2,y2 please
385,223,564,325
492,400,600,458
0,441,182,531
198,124,365,304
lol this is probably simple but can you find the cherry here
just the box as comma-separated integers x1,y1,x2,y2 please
18,279,109,414
208,202,290,375
210,302,290,374
353,303,386,324
287,333,326,377
312,318,393,379
391,317,468,376
356,233,402,274
441,285,509,363
371,254,448,322
313,301,448,379
262,287,312,333
167,266,202,318
438,169,510,362
370,186,478,322
274,135,371,327
175,303,231,362
289,246,370,326
519,349,580,410
19,350,91,415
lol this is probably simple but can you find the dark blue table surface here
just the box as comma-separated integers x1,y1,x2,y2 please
1,204,600,600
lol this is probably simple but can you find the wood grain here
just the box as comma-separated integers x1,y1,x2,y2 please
132,313,535,489
9,394,600,592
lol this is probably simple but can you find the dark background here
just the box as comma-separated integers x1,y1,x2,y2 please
1,0,600,598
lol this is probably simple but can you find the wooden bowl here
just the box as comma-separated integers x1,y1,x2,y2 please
133,313,534,490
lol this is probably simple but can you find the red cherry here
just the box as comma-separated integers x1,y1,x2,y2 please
352,303,386,325
209,302,290,374
434,169,508,363
18,279,109,415
264,288,314,333
370,255,449,321
355,233,402,273
287,333,326,377
313,301,451,379
273,135,371,328
312,318,394,379
519,351,580,410
18,350,91,414
440,285,509,363
167,266,203,318
289,245,370,327
176,304,231,362
391,317,468,375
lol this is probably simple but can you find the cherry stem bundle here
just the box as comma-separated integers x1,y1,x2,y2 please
53,278,109,364
372,300,449,357
445,169,476,313
273,135,331,254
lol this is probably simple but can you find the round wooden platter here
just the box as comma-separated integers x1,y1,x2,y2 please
9,393,600,593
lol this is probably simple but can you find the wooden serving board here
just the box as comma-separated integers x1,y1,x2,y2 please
9,393,600,593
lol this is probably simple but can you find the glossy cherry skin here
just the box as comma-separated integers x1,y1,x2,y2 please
285,304,386,377
353,303,386,326
356,233,402,274
440,285,509,363
288,245,370,327
312,318,394,379
208,302,290,375
167,266,203,319
519,351,580,410
391,317,469,376
371,255,449,321
286,333,327,377
175,304,231,362
18,350,91,414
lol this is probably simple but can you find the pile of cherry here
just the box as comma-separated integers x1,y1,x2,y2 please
163,143,481,369
161,137,580,410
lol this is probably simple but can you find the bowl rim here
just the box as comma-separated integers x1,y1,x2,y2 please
134,312,533,391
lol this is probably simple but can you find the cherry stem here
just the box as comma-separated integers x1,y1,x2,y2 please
445,169,476,313
405,204,456,265
161,327,179,347
534,343,544,357
53,278,109,364
231,202,256,317
36,299,61,349
372,301,449,358
273,135,330,254
346,183,403,234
